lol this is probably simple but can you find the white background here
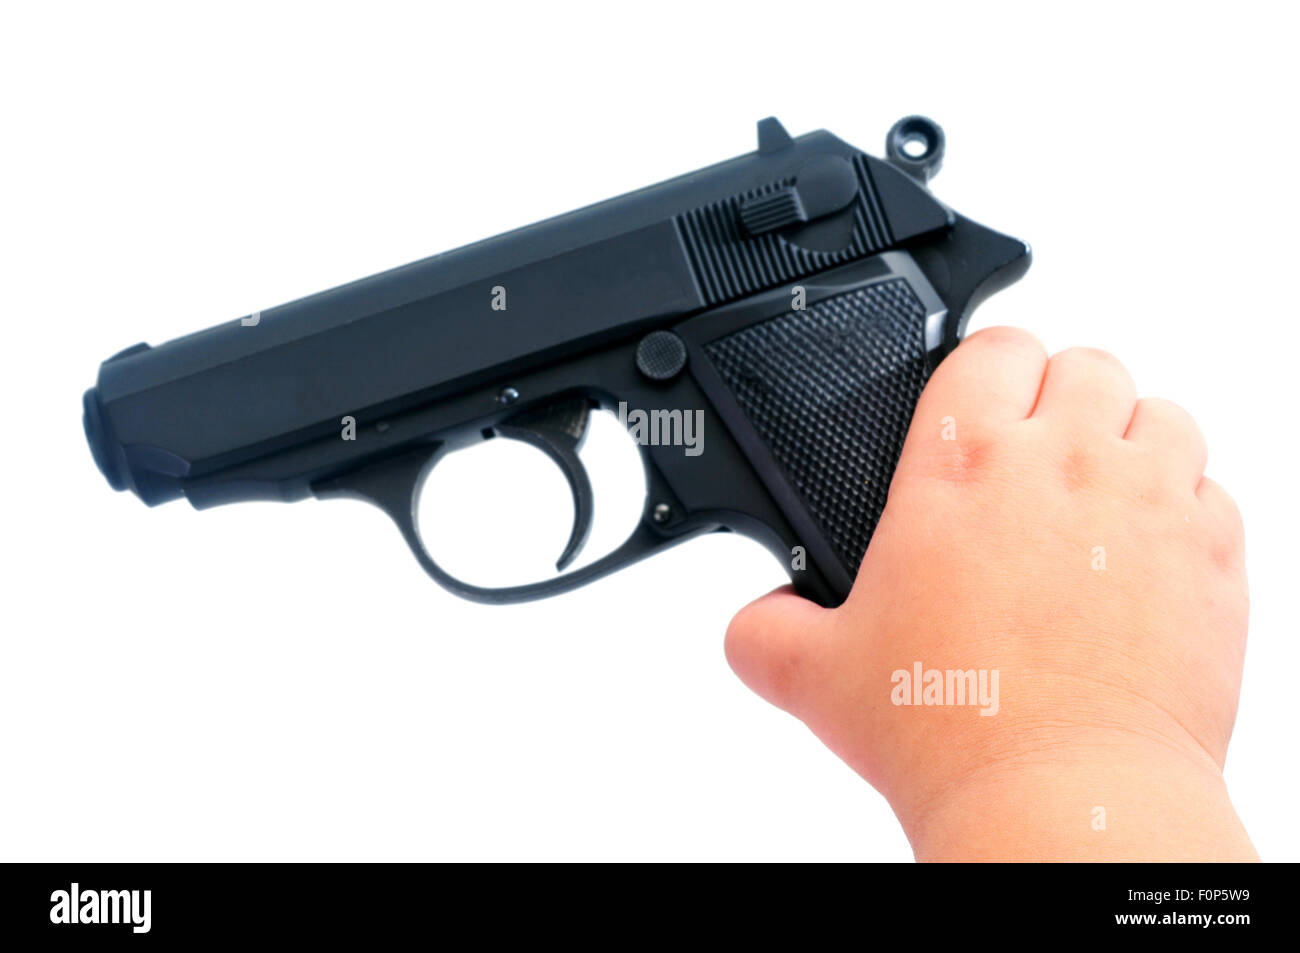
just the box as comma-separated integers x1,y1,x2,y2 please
2,2,1296,861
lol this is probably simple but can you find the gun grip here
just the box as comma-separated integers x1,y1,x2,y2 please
669,252,951,605
709,283,931,584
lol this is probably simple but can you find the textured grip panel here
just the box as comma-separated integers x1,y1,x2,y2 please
704,279,930,576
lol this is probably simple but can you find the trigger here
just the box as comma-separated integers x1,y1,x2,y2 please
494,397,595,572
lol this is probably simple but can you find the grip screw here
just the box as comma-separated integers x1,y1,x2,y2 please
497,386,520,405
652,502,672,524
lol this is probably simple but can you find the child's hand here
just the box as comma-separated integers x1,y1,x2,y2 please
725,328,1256,860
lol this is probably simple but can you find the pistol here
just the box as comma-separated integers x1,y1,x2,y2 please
83,115,1029,607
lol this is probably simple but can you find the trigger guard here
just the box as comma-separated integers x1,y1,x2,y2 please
313,443,710,605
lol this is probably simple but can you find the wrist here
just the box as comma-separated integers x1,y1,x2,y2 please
895,735,1256,861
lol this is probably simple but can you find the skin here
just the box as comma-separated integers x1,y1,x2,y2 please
725,327,1256,861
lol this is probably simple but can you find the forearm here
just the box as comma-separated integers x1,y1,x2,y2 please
898,740,1257,862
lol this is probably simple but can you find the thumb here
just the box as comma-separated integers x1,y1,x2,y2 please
724,585,835,717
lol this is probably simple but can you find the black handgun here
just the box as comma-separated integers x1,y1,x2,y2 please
83,116,1029,607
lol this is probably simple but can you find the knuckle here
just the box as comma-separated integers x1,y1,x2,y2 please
1133,398,1208,457
902,431,998,486
1139,395,1186,417
1141,397,1202,433
1060,445,1100,493
964,325,1046,357
1054,345,1128,375
1195,478,1246,563
1213,486,1245,536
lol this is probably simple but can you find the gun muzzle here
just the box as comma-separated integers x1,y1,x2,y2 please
83,385,127,491
83,340,188,506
